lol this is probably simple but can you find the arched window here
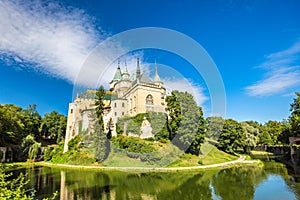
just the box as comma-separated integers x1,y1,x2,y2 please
146,94,154,112
146,95,154,105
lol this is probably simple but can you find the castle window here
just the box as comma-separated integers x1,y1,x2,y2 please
70,109,73,114
115,112,117,116
114,102,117,108
146,94,154,112
122,112,124,116
134,96,137,108
146,95,154,105
122,102,125,107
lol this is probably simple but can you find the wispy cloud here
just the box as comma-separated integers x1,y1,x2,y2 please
163,77,208,106
245,40,300,97
0,0,151,89
0,0,102,83
0,0,209,108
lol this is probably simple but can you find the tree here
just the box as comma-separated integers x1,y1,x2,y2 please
166,91,182,140
94,85,105,132
186,107,206,155
21,135,41,160
278,119,291,144
257,125,272,145
264,121,283,145
241,122,259,153
166,90,205,155
91,85,110,161
289,92,300,137
21,104,41,137
0,104,24,145
217,119,244,154
206,117,224,140
86,111,109,162
40,111,67,143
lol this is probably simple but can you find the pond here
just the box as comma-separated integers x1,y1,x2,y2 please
9,162,300,200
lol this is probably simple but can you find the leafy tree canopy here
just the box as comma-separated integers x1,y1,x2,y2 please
166,90,206,155
290,92,300,137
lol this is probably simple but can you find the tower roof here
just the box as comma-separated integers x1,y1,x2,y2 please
139,73,153,83
112,59,122,81
153,63,162,83
136,57,141,79
122,60,130,79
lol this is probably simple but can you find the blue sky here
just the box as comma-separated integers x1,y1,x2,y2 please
0,0,299,123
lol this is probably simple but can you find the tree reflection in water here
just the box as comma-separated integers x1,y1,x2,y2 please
9,163,300,200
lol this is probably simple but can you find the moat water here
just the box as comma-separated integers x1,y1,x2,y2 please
10,161,300,200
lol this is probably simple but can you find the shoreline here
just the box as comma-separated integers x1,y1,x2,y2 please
17,156,263,172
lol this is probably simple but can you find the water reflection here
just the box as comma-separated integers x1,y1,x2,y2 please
10,163,300,200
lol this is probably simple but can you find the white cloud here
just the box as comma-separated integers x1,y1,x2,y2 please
245,67,300,96
0,0,209,107
0,0,102,82
0,0,147,89
163,77,208,106
245,40,300,96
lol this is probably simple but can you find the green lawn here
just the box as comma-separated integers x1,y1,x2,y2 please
102,141,238,168
199,142,238,165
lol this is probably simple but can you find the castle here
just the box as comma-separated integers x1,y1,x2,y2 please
64,58,166,152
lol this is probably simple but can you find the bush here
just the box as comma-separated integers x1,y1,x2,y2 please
111,136,155,154
140,151,162,164
43,146,55,161
198,160,203,165
0,167,58,199
68,135,82,150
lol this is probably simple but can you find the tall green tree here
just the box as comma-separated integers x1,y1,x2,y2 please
166,91,182,140
257,125,273,145
91,86,110,161
241,122,259,153
95,85,105,132
166,90,205,155
0,104,24,145
264,121,283,145
21,135,41,160
289,92,300,136
217,119,244,154
86,111,109,162
186,107,206,155
40,111,67,143
206,117,224,140
21,104,41,137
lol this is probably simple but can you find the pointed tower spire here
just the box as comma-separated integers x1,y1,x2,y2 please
136,57,141,80
153,61,162,84
112,58,122,81
124,59,128,73
122,59,130,80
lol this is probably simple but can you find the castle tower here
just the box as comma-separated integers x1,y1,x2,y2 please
136,57,141,80
121,60,130,80
110,59,122,90
153,62,163,87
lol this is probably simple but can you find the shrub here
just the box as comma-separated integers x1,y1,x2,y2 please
111,136,155,154
0,167,58,199
43,146,55,161
198,160,203,165
68,135,82,150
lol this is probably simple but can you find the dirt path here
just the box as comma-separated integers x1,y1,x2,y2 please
39,156,260,172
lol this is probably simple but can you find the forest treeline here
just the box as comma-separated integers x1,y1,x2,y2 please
1,91,300,162
0,104,66,161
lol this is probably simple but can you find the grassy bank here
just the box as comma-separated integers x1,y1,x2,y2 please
0,141,264,172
